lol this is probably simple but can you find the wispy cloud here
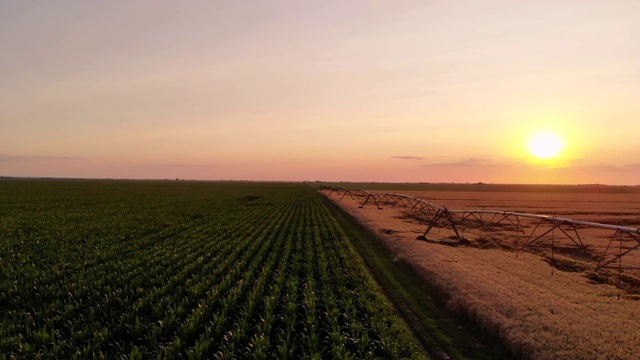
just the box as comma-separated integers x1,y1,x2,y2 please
136,162,219,170
423,157,495,167
417,155,640,173
0,154,87,163
583,163,640,173
392,156,425,160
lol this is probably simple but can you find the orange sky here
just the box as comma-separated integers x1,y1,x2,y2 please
2,1,639,184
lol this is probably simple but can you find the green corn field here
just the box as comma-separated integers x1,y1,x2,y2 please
0,180,425,359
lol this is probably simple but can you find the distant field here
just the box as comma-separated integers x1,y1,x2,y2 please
383,189,640,283
325,186,640,359
0,180,423,359
319,182,640,194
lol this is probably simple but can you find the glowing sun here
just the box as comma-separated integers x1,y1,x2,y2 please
528,131,564,159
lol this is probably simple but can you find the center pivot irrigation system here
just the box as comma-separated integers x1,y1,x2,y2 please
319,186,640,281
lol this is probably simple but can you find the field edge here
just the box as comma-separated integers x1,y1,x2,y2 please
318,192,512,360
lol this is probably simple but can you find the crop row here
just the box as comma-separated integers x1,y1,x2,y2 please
0,181,424,359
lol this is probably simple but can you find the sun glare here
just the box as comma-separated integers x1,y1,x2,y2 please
528,131,564,159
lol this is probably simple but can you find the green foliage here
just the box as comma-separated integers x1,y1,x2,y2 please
0,180,425,359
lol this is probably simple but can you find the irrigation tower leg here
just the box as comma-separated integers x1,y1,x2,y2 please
416,209,443,240
416,208,461,241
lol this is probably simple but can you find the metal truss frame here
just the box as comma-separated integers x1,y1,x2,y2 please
320,186,640,277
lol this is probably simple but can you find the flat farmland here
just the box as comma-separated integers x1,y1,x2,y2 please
400,189,640,223
0,180,425,359
325,184,640,360
399,189,640,274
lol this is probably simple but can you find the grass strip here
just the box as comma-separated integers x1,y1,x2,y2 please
320,194,512,360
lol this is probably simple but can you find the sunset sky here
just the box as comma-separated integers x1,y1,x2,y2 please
2,1,639,184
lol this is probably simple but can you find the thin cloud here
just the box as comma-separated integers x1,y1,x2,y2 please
0,154,87,163
423,157,494,167
584,163,640,173
392,156,425,160
136,162,219,170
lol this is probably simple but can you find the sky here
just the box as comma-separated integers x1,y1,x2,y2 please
1,1,639,184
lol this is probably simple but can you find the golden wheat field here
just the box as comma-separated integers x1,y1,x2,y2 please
325,185,640,360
